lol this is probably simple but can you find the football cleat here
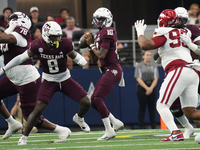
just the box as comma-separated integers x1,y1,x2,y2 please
112,119,124,132
183,126,194,139
18,135,28,145
54,127,71,143
73,113,90,132
3,121,22,140
195,134,200,144
160,130,184,141
97,129,116,141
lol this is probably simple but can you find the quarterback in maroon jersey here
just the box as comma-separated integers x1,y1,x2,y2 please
1,21,91,145
0,12,74,143
84,7,125,140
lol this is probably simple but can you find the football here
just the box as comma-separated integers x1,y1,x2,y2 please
78,33,94,49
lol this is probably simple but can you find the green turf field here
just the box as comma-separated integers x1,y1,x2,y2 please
0,128,200,150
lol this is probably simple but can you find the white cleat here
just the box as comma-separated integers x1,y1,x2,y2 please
97,129,116,141
112,119,124,132
54,127,71,143
195,134,200,144
3,121,22,140
73,113,90,132
18,135,28,145
183,127,194,139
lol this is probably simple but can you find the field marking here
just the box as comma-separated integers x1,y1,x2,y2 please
5,142,199,150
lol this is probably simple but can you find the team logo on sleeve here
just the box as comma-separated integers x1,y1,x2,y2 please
38,48,43,53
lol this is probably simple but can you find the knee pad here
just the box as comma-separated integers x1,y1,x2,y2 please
35,115,44,128
156,102,170,113
170,109,183,118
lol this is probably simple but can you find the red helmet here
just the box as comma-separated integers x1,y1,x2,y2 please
157,9,179,27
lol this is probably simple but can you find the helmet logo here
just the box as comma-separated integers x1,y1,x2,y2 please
43,24,51,33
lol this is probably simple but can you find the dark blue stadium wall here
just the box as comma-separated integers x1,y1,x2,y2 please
0,67,165,129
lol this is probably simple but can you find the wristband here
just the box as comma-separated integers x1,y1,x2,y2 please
90,44,96,50
89,44,95,48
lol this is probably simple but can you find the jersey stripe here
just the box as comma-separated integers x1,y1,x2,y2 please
164,67,183,104
160,69,178,103
160,67,182,104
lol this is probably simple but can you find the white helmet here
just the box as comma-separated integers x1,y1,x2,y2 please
8,12,31,29
174,7,189,25
42,21,62,45
92,7,113,29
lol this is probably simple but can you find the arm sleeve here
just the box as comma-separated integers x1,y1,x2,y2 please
73,52,87,67
151,36,167,49
11,32,27,47
3,50,30,71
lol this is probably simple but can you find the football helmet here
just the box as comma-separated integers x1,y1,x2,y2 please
8,12,31,30
157,9,179,27
92,7,113,29
42,21,62,47
174,7,189,25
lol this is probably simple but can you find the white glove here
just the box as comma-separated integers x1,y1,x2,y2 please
0,67,4,76
180,34,191,45
134,19,147,37
180,34,198,52
4,19,18,34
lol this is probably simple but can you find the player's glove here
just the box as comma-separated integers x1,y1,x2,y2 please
4,19,18,34
180,34,191,45
180,34,198,52
134,19,147,38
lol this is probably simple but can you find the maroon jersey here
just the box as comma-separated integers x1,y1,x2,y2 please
2,26,33,65
187,24,200,41
95,27,120,69
186,25,200,60
30,37,73,74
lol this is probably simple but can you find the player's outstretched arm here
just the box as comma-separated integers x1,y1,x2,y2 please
180,34,200,55
0,50,32,75
134,19,155,50
68,50,87,67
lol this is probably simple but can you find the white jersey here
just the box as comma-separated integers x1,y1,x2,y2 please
154,27,193,70
5,31,40,86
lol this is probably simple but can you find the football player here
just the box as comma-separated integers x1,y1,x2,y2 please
0,12,72,143
154,7,200,140
83,7,125,140
135,9,200,142
0,16,91,145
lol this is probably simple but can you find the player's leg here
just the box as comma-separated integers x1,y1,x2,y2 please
61,78,91,132
0,77,22,140
170,98,194,139
157,68,188,141
91,69,122,140
18,80,71,145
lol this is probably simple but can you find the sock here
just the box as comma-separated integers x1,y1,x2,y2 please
176,115,193,128
5,115,15,125
157,103,179,132
22,135,28,140
53,125,68,136
102,117,112,132
108,113,116,124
